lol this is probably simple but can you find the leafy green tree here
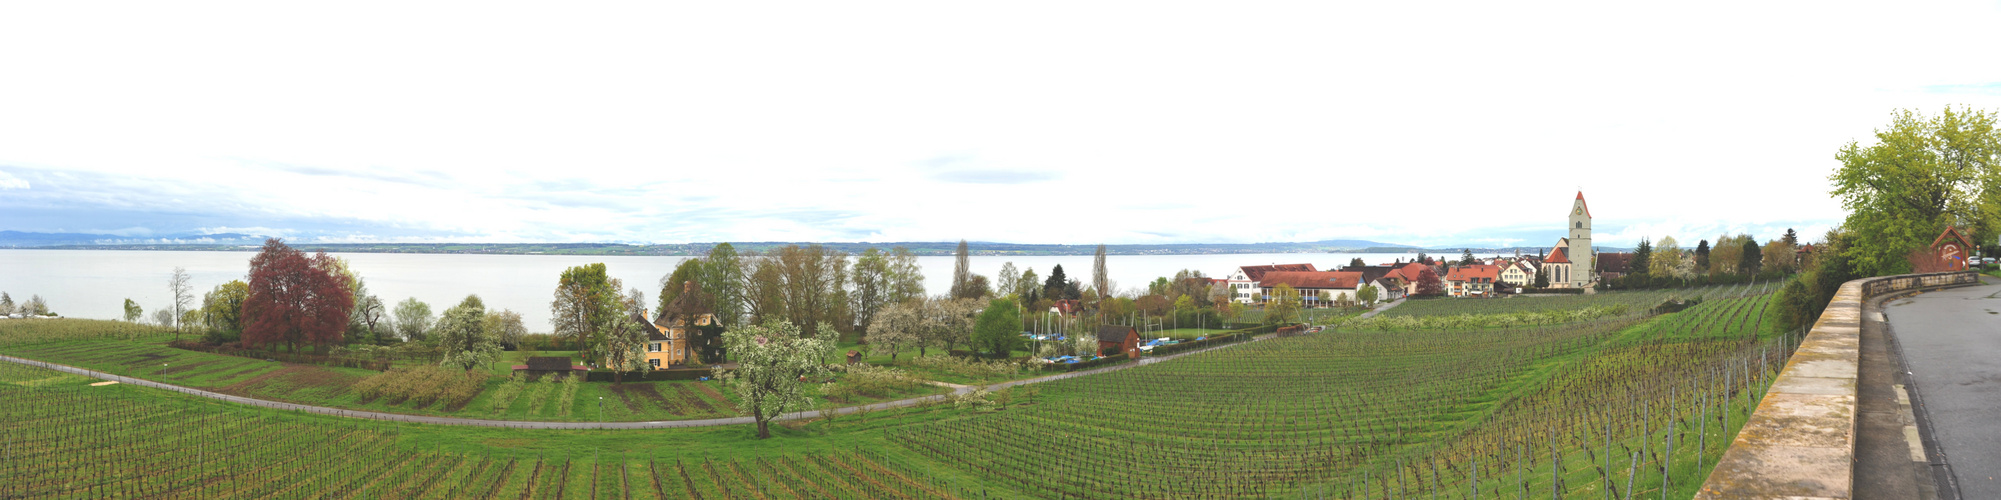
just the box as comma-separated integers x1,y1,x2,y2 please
1349,257,1367,268
1356,284,1379,307
1265,284,1302,324
552,263,622,358
950,240,975,299
655,258,703,315
1741,239,1764,276
1092,244,1110,299
850,248,893,333
593,294,650,383
996,262,1018,300
200,281,250,335
123,299,143,322
393,298,433,342
353,295,388,345
721,321,834,439
971,298,1023,357
1832,106,2001,276
485,309,527,350
886,247,925,304
700,243,750,327
1016,268,1040,304
1649,237,1682,277
436,295,500,371
0,292,12,316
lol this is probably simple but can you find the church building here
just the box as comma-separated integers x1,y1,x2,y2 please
1540,192,1596,288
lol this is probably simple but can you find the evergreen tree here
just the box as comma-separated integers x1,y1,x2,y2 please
1629,239,1653,278
1045,264,1069,295
1741,240,1764,276
1532,265,1550,289
1460,249,1477,265
1783,228,1799,246
1694,240,1711,271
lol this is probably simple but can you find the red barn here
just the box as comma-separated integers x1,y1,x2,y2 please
1096,325,1141,358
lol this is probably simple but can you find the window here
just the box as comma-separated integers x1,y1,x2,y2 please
1575,222,1582,229
649,359,660,368
648,343,661,352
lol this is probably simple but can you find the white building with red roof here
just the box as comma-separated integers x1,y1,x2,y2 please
1255,270,1384,306
1445,264,1502,297
1226,263,1317,303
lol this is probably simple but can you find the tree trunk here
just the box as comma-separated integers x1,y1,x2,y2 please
755,418,770,439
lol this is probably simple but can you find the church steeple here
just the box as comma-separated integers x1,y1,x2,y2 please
1567,192,1594,286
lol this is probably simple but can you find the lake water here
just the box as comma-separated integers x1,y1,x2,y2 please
0,249,1419,331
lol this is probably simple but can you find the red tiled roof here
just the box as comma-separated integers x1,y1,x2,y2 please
1258,271,1366,290
1576,191,1591,218
1595,252,1634,273
1446,265,1500,282
1239,263,1317,281
1544,247,1570,264
1383,262,1430,281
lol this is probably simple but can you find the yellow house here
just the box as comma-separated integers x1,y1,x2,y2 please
646,281,717,369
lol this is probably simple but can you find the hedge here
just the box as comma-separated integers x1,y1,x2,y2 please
1147,331,1253,356
584,368,716,382
168,340,392,371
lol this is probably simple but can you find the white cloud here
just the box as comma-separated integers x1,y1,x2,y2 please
0,1,1997,246
0,171,26,190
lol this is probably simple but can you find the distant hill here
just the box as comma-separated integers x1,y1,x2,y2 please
0,231,268,247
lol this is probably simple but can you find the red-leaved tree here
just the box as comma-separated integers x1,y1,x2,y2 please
242,239,354,352
1415,267,1446,297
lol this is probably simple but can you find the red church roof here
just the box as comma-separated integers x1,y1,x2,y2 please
1576,191,1591,218
1544,247,1570,264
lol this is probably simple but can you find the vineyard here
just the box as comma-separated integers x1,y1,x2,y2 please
891,283,1788,498
0,360,988,499
1379,287,1708,318
0,283,1797,499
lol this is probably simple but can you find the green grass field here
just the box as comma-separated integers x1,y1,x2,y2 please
0,283,1795,499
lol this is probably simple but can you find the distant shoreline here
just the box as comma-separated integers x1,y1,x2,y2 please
1,242,1621,257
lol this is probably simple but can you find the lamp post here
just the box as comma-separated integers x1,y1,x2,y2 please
597,396,604,424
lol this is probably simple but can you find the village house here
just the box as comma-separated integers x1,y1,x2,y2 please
647,281,718,369
1595,252,1634,282
1445,264,1501,297
1256,271,1379,307
1226,263,1317,303
1498,260,1537,288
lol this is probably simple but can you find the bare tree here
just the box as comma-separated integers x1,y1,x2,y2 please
169,267,193,337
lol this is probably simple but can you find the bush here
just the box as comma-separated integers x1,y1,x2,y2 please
909,354,1022,379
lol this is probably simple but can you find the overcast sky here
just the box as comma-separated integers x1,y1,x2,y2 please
4,1,1999,248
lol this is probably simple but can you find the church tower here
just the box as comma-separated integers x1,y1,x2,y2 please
1568,192,1594,286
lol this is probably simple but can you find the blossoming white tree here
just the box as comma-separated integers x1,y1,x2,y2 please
721,321,834,439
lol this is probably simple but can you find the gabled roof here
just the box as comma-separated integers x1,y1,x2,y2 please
1931,227,1972,250
1576,191,1591,218
1337,265,1396,284
1096,324,1137,343
1259,271,1366,290
1595,252,1634,273
1382,262,1431,282
1445,265,1500,282
1544,247,1570,264
1237,263,1318,281
654,281,715,329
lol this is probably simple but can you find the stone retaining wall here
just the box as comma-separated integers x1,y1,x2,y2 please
1697,270,1977,499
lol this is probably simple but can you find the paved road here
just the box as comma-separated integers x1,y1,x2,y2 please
1356,297,1406,319
1884,275,2001,498
0,331,1275,429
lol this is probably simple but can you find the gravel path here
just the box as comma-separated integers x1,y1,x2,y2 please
0,331,1277,429
1356,297,1406,319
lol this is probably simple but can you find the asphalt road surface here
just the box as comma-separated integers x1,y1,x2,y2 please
1884,276,2001,498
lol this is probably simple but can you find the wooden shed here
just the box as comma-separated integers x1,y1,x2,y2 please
1096,325,1140,358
